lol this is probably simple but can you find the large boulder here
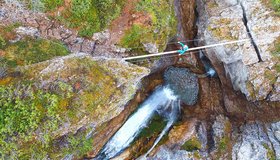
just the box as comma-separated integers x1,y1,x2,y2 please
164,67,199,105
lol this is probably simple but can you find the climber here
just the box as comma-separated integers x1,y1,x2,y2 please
177,42,189,55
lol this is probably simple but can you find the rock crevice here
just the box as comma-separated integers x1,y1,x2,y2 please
239,0,263,62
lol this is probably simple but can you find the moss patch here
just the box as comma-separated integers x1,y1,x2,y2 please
0,24,69,69
263,143,276,160
129,114,168,158
270,0,280,14
181,136,202,151
3,37,69,67
138,114,167,138
0,83,67,159
119,0,177,53
45,0,126,37
0,55,148,159
208,18,239,40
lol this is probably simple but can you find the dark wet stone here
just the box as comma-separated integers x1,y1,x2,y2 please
164,67,199,105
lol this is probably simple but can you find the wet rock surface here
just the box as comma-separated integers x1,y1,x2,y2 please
164,67,199,105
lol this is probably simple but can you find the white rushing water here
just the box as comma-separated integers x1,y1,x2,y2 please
144,100,180,157
96,86,178,159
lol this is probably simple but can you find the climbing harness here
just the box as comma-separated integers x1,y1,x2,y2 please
177,42,189,55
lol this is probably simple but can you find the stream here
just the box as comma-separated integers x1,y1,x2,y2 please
95,86,179,159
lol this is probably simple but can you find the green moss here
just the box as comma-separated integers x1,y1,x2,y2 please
119,0,177,52
270,0,280,14
2,37,69,68
0,54,146,158
208,18,239,41
264,70,277,84
52,0,125,37
0,23,20,44
218,137,229,151
119,25,147,54
0,83,64,159
193,151,201,159
263,143,276,160
1,23,69,69
138,114,167,138
27,0,63,12
61,131,94,158
0,35,6,49
208,1,218,8
181,136,202,151
275,64,280,72
0,78,95,159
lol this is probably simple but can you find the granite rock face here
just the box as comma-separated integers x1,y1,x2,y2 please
196,0,280,101
232,122,276,160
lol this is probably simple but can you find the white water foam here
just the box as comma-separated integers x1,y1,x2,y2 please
97,86,178,159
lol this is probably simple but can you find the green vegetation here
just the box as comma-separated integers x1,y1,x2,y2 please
263,143,276,160
41,0,63,11
27,0,63,11
218,136,230,151
119,0,177,52
130,114,168,158
270,0,280,14
0,56,118,158
272,37,280,73
0,24,69,68
2,37,69,67
181,136,202,151
51,0,125,37
138,114,167,138
62,131,94,157
0,35,6,49
27,0,125,37
0,83,62,158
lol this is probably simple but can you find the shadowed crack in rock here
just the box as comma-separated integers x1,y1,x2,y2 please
240,0,263,62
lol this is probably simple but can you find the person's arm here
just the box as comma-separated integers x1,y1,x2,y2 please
178,42,185,48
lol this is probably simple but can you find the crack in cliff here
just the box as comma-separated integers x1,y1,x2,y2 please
240,1,263,62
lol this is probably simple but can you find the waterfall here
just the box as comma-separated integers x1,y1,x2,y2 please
144,100,181,157
96,86,179,160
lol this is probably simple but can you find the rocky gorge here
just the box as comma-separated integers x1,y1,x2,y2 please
0,0,280,160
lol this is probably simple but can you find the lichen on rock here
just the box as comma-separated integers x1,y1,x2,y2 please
0,52,149,159
196,0,280,101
